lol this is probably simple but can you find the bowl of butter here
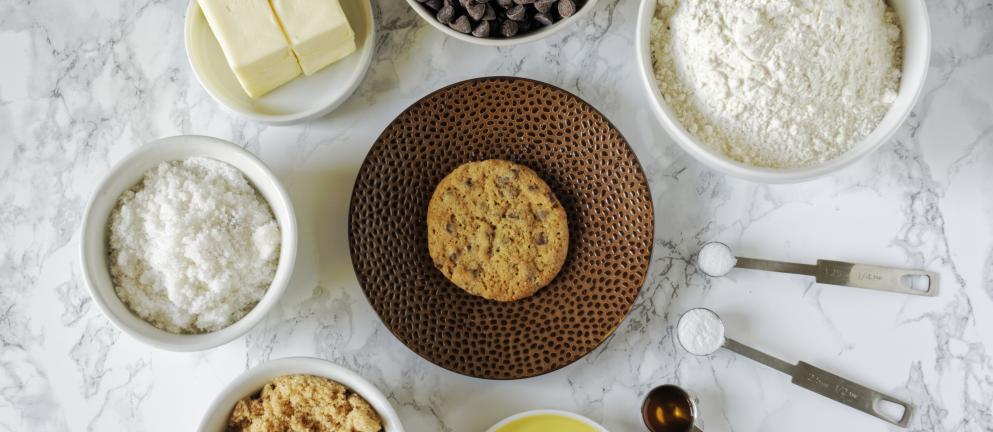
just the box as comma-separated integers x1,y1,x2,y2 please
486,410,608,432
185,0,375,125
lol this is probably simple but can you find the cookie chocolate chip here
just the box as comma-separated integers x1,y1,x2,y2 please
426,160,569,302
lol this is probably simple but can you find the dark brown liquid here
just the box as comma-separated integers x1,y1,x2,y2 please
641,385,695,432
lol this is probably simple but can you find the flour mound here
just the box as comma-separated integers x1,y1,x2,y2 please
108,157,280,334
651,0,902,168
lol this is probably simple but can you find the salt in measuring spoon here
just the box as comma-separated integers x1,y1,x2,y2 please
676,308,914,428
696,242,938,296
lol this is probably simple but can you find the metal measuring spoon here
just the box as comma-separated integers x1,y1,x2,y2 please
641,384,703,432
696,242,938,296
677,308,914,428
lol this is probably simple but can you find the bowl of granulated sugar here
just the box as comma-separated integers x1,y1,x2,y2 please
636,0,930,182
79,135,297,351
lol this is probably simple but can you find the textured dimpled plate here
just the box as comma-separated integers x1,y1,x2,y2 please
349,77,654,379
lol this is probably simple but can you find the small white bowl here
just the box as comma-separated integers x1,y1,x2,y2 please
184,0,375,125
198,357,405,432
405,0,600,47
486,409,608,432
79,135,298,352
636,0,931,183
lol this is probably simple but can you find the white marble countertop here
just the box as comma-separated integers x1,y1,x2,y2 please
2,0,992,431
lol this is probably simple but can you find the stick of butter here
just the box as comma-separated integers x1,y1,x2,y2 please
198,0,301,98
271,0,356,76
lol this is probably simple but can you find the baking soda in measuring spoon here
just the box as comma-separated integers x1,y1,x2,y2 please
677,308,725,355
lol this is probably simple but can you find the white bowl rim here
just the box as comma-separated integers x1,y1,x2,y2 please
485,409,609,432
78,135,298,351
196,356,406,432
634,0,931,183
183,0,377,125
404,0,601,47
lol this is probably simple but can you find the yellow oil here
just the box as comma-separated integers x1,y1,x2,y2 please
494,414,600,432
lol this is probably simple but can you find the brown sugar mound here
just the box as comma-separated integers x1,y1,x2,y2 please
427,160,569,301
226,375,383,432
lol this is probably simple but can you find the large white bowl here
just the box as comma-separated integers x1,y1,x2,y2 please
636,0,931,183
184,0,375,125
79,135,298,351
198,357,405,432
405,0,601,47
485,409,608,432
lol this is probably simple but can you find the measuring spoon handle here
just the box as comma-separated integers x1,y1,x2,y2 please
723,339,914,427
735,257,938,297
815,260,938,296
791,361,913,428
722,338,796,375
734,257,819,276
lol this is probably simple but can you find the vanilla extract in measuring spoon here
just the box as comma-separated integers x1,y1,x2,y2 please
641,385,702,432
695,241,938,296
676,308,915,428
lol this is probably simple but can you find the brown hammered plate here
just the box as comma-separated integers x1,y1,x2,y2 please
348,77,654,379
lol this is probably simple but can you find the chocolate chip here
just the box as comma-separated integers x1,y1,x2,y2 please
436,2,455,23
535,233,547,245
472,20,491,37
518,18,533,31
425,0,443,9
513,0,535,4
448,251,460,261
483,4,497,20
534,0,555,13
534,12,553,26
506,4,527,21
450,15,472,33
466,2,486,20
496,0,514,9
558,0,576,17
500,19,519,37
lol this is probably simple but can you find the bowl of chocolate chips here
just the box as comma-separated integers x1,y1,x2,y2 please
406,0,597,45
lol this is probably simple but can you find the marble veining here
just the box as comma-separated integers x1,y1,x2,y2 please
1,0,992,431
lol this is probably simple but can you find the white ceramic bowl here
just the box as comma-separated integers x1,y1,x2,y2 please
79,135,298,351
406,0,600,47
486,409,608,432
636,0,931,183
184,0,375,125
198,357,405,432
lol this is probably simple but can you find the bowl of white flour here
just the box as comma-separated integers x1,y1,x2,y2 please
636,0,930,182
80,135,298,351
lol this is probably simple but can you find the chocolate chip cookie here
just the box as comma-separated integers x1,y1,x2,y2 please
427,160,568,301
